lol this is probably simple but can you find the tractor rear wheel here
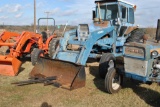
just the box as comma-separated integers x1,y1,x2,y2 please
105,68,122,94
99,53,115,79
48,39,59,58
31,48,44,66
126,28,145,42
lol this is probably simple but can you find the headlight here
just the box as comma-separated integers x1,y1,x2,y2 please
151,51,158,58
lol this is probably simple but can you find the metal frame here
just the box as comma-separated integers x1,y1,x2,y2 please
37,18,56,35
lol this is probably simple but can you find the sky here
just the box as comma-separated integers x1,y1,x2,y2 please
0,0,160,27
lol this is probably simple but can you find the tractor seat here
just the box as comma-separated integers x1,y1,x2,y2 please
41,32,48,43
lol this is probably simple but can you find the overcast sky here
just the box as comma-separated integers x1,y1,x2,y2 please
0,0,160,27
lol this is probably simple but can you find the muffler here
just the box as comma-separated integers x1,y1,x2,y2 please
30,57,86,90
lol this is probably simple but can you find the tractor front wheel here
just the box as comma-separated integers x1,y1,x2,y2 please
105,68,122,94
31,48,44,66
99,53,115,79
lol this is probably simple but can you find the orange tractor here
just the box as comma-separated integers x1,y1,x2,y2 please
0,18,58,76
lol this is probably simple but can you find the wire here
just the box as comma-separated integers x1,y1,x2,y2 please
138,6,160,10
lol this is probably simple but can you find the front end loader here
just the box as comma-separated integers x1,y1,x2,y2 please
0,18,57,76
0,31,44,76
27,0,140,90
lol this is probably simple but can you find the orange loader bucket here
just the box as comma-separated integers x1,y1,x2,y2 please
30,57,86,90
0,56,22,76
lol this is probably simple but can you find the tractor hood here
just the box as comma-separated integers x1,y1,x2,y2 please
123,41,160,60
125,41,160,58
125,41,160,50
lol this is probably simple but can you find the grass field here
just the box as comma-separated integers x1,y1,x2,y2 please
0,59,160,107
0,27,159,107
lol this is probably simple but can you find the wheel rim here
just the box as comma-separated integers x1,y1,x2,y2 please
108,60,114,70
112,73,120,90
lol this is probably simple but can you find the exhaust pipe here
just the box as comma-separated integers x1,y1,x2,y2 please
156,19,160,42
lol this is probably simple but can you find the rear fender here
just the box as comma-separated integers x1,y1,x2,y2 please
45,35,57,50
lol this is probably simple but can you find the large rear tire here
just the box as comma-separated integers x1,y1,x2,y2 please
99,53,115,79
127,28,145,42
31,48,44,66
105,68,122,94
48,39,59,58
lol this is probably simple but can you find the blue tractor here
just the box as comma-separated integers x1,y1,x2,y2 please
29,0,143,91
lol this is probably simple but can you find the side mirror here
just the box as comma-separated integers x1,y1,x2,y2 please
92,11,96,20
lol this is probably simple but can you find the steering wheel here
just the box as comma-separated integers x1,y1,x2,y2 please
106,14,112,19
106,14,114,26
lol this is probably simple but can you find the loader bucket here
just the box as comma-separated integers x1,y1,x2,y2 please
0,56,22,76
30,57,86,90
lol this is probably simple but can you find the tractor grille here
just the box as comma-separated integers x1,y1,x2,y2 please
125,46,145,58
124,57,148,77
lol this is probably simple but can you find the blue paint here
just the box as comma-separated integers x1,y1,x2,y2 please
125,73,147,83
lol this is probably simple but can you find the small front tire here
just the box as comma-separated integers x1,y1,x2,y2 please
105,68,122,94
99,53,115,79
31,48,44,66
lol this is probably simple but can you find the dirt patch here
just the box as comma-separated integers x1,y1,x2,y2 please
0,29,5,34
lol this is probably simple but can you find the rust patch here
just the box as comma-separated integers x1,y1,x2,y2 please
124,26,138,35
94,21,109,28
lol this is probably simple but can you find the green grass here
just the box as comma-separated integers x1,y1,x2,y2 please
0,61,160,107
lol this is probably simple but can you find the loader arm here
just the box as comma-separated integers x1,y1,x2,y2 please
54,26,115,65
76,27,115,65
10,31,42,57
0,31,20,43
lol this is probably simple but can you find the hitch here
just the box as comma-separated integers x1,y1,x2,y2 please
12,76,60,86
